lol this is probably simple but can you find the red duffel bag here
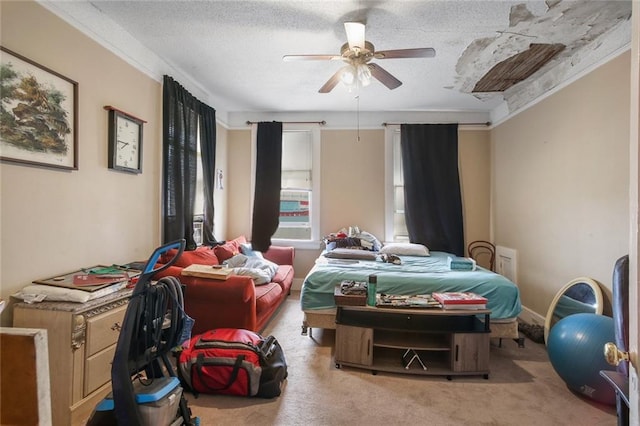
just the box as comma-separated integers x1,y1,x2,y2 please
177,328,287,398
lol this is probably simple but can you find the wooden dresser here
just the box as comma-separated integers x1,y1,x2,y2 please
13,289,132,426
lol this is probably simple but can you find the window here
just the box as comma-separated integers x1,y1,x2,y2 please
384,125,409,242
193,125,204,246
251,124,321,248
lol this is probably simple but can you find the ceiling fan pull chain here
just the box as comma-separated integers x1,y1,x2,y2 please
356,95,360,142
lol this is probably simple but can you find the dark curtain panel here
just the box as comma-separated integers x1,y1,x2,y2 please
251,121,283,251
400,123,464,256
199,104,217,245
162,75,199,250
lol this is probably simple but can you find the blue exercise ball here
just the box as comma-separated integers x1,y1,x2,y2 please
547,313,616,405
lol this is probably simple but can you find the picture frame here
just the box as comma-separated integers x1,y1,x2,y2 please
0,46,78,170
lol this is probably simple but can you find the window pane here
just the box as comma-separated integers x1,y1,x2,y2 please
275,130,313,240
194,125,204,245
194,139,204,215
273,189,311,239
392,130,407,241
393,134,404,186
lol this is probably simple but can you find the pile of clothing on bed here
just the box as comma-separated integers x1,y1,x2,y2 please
323,226,382,252
322,226,432,264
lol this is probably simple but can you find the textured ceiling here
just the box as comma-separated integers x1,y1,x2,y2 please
45,0,631,124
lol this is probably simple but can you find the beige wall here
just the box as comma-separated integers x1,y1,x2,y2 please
225,128,492,279
0,2,165,325
226,129,253,240
492,51,631,317
460,130,492,246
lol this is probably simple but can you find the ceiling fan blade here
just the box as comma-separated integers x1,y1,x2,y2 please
344,22,366,50
283,54,342,61
318,68,345,93
375,48,436,59
369,63,402,90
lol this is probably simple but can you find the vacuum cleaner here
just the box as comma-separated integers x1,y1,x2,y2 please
87,239,199,426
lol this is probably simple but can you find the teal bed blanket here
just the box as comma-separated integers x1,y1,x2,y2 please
300,251,522,319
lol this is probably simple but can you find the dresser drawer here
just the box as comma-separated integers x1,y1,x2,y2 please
84,344,116,396
85,304,127,356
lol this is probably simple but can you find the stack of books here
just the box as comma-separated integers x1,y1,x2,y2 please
447,256,476,271
432,292,488,310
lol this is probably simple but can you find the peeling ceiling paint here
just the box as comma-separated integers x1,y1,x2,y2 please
454,1,631,116
39,0,632,125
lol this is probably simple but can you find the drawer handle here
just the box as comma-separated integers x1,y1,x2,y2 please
111,322,122,332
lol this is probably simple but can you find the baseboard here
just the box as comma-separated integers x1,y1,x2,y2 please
518,305,546,326
292,277,304,292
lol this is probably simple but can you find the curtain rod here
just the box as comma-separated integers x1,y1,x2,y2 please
382,121,491,127
246,120,326,125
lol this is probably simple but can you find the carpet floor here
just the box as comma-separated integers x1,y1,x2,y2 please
184,292,617,426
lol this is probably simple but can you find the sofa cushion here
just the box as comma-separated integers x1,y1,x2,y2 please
153,265,183,280
214,236,247,262
254,282,283,315
272,265,294,290
160,247,219,267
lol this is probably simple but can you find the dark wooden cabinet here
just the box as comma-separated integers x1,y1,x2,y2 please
334,305,491,379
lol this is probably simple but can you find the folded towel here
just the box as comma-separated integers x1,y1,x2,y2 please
447,256,476,271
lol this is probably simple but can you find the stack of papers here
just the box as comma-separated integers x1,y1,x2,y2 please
376,294,442,309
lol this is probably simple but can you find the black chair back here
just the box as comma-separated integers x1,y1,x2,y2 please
467,240,496,271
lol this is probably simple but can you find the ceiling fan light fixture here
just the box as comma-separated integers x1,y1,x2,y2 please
340,65,357,86
344,22,365,51
357,64,372,86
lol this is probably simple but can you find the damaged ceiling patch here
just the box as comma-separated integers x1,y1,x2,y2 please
473,43,565,92
452,0,632,116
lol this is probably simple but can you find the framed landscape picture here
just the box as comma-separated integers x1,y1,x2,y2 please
0,46,78,170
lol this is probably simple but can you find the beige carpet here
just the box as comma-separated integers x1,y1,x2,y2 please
184,292,617,426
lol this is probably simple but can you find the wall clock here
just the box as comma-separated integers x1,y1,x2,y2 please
105,106,145,173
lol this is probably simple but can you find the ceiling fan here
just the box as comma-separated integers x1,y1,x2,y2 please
283,22,436,93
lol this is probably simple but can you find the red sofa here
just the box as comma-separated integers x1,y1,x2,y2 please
154,236,294,335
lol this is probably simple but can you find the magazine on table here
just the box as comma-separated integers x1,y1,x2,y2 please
376,294,442,309
432,292,487,309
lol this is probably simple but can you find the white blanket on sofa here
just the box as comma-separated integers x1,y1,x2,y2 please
223,254,278,285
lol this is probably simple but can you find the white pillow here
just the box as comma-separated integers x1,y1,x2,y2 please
379,243,430,256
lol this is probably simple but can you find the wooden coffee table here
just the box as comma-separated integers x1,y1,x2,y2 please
334,303,491,379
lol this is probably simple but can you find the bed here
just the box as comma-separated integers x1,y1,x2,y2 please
300,250,524,346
